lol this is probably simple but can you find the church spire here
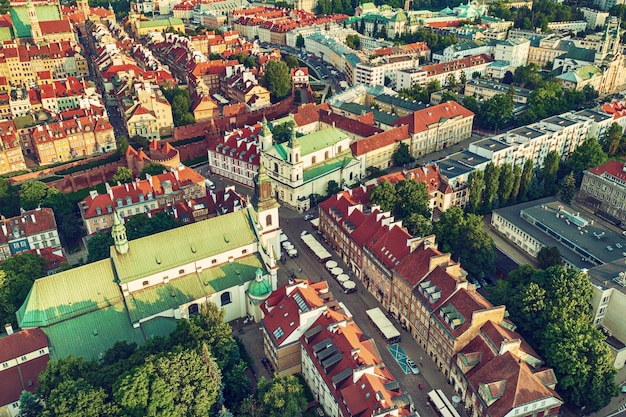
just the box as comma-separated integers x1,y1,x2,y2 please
259,116,273,152
112,211,129,254
27,0,43,44
289,127,299,149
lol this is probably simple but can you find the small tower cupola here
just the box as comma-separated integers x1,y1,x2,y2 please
289,128,300,163
259,116,273,152
111,211,129,254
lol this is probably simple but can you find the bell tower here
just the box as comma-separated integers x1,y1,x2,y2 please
77,0,90,18
111,211,129,255
27,0,43,44
252,163,280,255
259,116,273,152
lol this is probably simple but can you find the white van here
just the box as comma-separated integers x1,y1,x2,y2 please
205,179,216,190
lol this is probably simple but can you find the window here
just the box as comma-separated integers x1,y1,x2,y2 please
312,156,316,164
242,249,247,254
221,291,232,306
179,269,185,275
266,214,272,226
142,280,149,287
325,151,329,159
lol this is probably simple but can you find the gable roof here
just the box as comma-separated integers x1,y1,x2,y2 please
350,124,410,156
392,101,474,134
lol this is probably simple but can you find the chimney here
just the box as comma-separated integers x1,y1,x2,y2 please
31,214,36,223
4,323,13,335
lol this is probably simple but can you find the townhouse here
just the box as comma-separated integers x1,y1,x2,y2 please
208,122,262,187
78,165,206,235
0,119,27,176
350,125,411,172
0,207,61,261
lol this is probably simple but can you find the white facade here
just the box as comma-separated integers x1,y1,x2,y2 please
547,21,588,31
493,38,530,68
581,7,610,30
354,56,419,87
396,68,426,90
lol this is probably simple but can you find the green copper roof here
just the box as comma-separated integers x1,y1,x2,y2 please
16,259,122,328
197,254,265,292
137,17,184,28
299,127,349,156
248,269,272,298
360,2,377,10
9,5,61,38
0,27,14,42
390,10,407,22
303,150,359,182
42,303,145,361
111,209,258,284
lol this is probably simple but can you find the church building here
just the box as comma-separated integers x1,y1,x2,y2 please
8,0,75,44
16,170,281,361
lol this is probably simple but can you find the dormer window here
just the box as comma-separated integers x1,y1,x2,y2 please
125,196,132,205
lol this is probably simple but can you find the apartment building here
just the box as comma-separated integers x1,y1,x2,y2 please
464,79,531,104
0,208,61,260
79,165,206,235
493,38,530,68
579,160,626,225
261,279,339,377
400,54,493,90
31,115,115,164
392,101,474,157
350,125,411,172
354,55,419,87
0,119,26,176
208,122,261,187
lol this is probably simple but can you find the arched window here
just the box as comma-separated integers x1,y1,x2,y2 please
338,145,342,152
274,163,279,173
312,156,317,164
142,280,149,287
350,172,353,181
296,154,299,163
221,292,232,306
179,269,185,275
266,214,272,226
324,151,329,159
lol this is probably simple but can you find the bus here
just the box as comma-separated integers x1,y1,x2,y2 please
427,389,461,417
365,307,401,344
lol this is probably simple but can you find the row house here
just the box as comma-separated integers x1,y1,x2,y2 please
300,306,416,417
0,120,26,176
0,328,50,417
31,115,114,164
38,76,106,115
222,71,271,111
261,279,337,377
0,207,61,261
207,122,261,187
117,80,173,140
451,320,562,417
0,41,89,87
99,63,174,106
392,101,474,157
396,54,494,90
78,165,206,235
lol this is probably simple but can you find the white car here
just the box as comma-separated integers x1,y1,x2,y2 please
406,358,420,374
304,214,314,221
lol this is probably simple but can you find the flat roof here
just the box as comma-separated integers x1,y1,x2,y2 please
542,115,579,128
575,108,613,122
445,149,490,168
508,125,546,140
435,159,475,179
471,138,512,153
494,198,626,270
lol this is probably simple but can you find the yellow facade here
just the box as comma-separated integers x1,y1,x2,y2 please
0,146,27,175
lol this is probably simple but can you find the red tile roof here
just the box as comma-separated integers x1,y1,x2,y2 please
377,163,451,195
350,124,410,156
588,160,626,181
0,329,49,408
601,100,626,119
433,287,494,337
395,242,445,286
392,101,474,134
0,208,58,245
40,19,72,35
467,352,562,417
319,109,383,138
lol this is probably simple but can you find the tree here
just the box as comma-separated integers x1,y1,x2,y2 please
478,94,513,132
369,181,397,213
326,180,341,197
345,34,361,50
466,170,484,213
459,71,467,89
394,180,430,219
163,87,195,127
111,167,133,184
0,178,20,217
497,163,515,205
295,34,305,49
482,163,501,211
560,172,576,204
541,150,560,195
86,231,114,263
392,142,414,166
563,138,608,185
510,164,522,204
18,391,44,417
256,375,307,417
263,60,291,100
462,95,479,115
537,246,563,269
440,90,458,102
270,121,293,144
283,55,299,69
519,159,534,202
239,396,264,417
114,347,222,417
603,122,623,157
37,356,96,399
488,265,617,411
117,136,129,157
44,378,119,417
140,163,167,179
433,206,495,278
403,213,432,237
0,253,48,327
20,180,58,211
445,73,457,89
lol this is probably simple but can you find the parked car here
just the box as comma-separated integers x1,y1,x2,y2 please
406,358,420,374
304,214,314,221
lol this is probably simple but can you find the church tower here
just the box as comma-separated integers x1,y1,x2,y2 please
77,0,90,18
288,127,300,164
259,116,273,152
27,0,43,44
252,163,280,257
111,211,129,255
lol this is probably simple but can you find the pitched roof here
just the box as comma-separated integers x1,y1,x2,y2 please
467,352,561,417
0,208,58,245
394,241,446,287
350,124,410,156
111,208,259,284
319,109,383,138
433,287,494,337
587,160,626,181
0,354,49,408
392,101,474,134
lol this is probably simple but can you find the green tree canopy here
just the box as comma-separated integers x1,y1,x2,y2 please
478,94,514,132
562,138,608,185
433,206,495,278
326,180,341,197
369,181,397,213
263,60,292,100
403,213,432,237
394,180,430,219
111,167,133,184
295,34,305,49
392,142,414,166
18,391,44,417
20,181,60,211
489,265,617,410
537,246,563,269
43,378,119,417
0,253,48,327
0,178,20,217
559,172,576,204
140,163,168,179
256,375,307,417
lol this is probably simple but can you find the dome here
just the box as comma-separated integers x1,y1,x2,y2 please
248,268,272,301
